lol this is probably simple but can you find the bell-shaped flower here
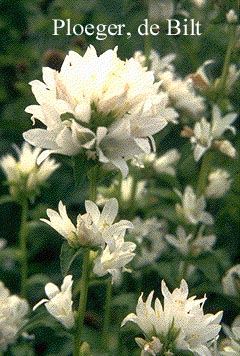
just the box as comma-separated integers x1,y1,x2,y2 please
122,279,223,356
41,198,133,248
0,142,59,201
189,106,237,162
33,275,74,329
93,231,136,283
175,186,214,225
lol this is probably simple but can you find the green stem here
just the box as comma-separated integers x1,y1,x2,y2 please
73,166,98,356
73,249,91,356
19,199,28,298
178,260,189,283
102,278,112,350
88,166,98,202
196,151,213,198
216,25,237,99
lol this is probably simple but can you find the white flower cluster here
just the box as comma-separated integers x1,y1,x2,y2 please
122,279,222,356
33,275,75,329
42,198,136,283
176,186,214,225
0,281,29,351
131,217,167,268
165,225,216,257
23,46,178,177
190,106,237,161
135,49,206,117
0,142,59,201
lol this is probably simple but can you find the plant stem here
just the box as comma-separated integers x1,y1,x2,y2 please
216,25,237,99
102,278,112,350
196,151,213,198
19,199,28,298
73,166,98,356
73,248,91,356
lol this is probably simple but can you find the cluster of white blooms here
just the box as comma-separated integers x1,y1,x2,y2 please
122,279,223,356
33,275,74,329
0,142,59,201
165,225,216,256
131,217,167,268
175,186,214,225
205,169,232,199
23,46,178,177
222,265,240,297
189,106,237,161
134,49,206,117
0,281,29,351
220,316,240,356
42,198,136,283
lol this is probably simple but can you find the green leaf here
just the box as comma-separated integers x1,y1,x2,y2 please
60,241,82,277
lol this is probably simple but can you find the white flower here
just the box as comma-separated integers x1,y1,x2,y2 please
0,281,29,351
0,239,7,251
222,265,240,297
191,0,206,7
226,64,240,93
226,9,238,24
160,71,206,117
165,225,216,256
176,186,214,225
33,275,74,329
205,169,232,198
135,49,205,118
135,336,163,356
214,140,237,159
153,149,180,176
131,217,167,268
190,118,213,161
122,279,223,356
0,142,59,200
93,231,136,283
23,46,177,177
41,198,133,248
211,106,237,138
190,106,237,161
220,316,240,356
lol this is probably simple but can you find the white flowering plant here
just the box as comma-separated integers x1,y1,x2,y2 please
0,0,239,356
